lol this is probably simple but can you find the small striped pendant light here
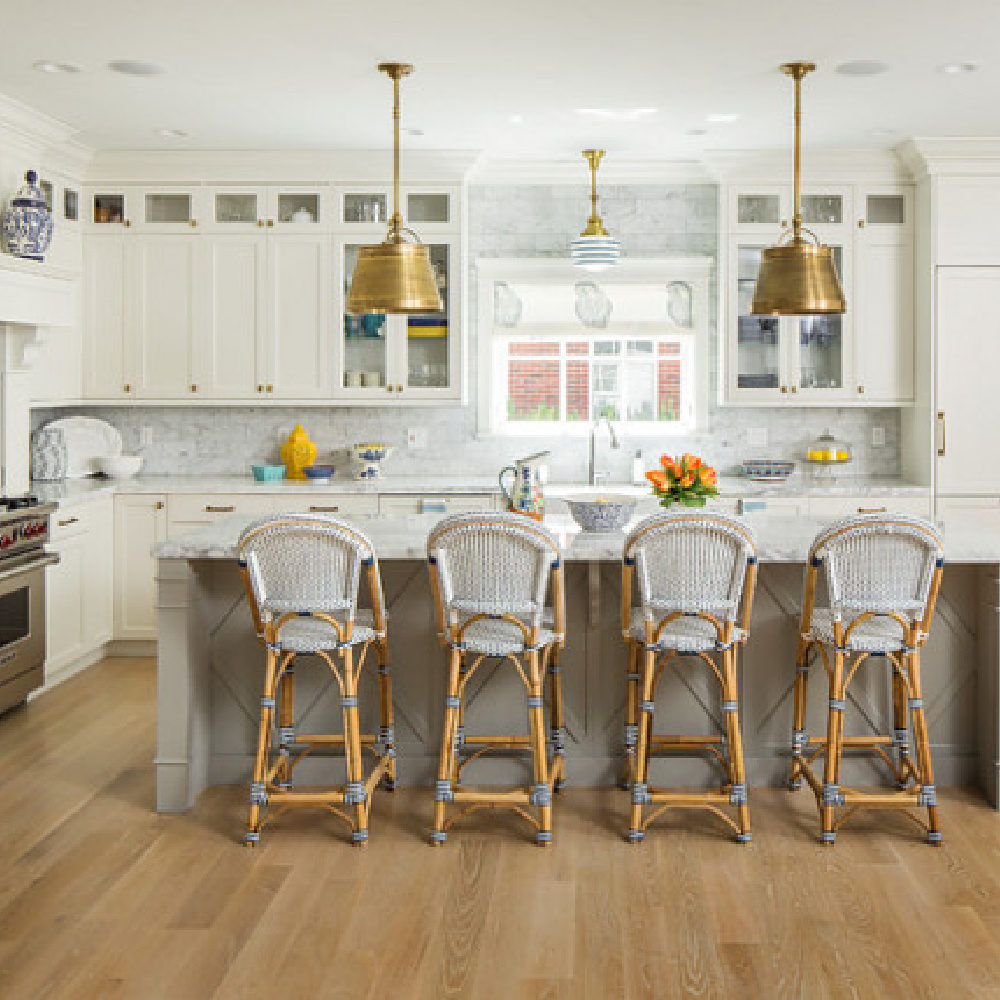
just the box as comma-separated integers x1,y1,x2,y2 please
570,149,622,271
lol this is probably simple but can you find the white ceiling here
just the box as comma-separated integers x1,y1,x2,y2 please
1,0,999,155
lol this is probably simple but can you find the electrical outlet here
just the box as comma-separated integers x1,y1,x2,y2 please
406,426,427,449
871,425,886,448
139,426,154,447
746,427,768,449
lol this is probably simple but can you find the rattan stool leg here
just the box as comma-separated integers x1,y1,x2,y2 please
246,645,280,847
277,660,295,790
891,663,911,788
629,645,656,843
527,648,552,845
376,642,397,790
432,646,462,845
790,639,809,790
548,645,566,792
340,648,368,847
908,649,942,844
622,641,639,790
820,651,846,845
722,647,751,843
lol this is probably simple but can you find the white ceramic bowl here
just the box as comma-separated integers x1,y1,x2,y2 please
95,454,143,479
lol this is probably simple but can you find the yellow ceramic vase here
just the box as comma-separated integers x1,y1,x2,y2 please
280,424,316,480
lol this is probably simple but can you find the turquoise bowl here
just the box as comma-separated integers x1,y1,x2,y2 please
251,464,286,482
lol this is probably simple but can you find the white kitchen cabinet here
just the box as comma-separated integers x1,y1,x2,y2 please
271,494,379,518
167,493,275,538
334,235,460,402
807,495,930,519
722,183,913,406
46,497,113,674
114,494,167,640
126,235,200,399
935,267,1000,495
206,185,332,235
936,496,1000,528
378,494,497,516
83,234,129,398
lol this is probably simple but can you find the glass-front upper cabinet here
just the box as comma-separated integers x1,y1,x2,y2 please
87,188,133,229
728,185,852,238
335,235,460,402
135,187,207,233
336,186,457,234
726,237,852,402
266,187,329,232
208,187,266,233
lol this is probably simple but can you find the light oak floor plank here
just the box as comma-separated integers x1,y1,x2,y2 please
0,656,999,999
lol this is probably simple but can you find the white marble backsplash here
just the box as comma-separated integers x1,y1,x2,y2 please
31,181,901,481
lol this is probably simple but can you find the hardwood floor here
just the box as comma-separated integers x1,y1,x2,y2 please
3,656,1000,999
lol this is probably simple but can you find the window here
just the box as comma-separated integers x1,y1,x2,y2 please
478,259,710,436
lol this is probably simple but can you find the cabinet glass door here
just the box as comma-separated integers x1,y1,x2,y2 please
795,246,845,392
404,243,451,391
342,244,389,392
734,245,782,391
215,191,261,227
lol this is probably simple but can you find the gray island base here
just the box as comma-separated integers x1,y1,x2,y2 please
154,513,998,813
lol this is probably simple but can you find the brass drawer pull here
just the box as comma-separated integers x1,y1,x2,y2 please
857,385,866,394
308,505,340,513
123,383,132,393
57,517,80,527
937,411,946,457
204,505,235,513
154,501,165,510
857,507,887,514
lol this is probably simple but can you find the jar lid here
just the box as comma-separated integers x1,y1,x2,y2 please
11,170,48,210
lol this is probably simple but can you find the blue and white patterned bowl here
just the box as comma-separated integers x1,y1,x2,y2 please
741,459,795,482
565,494,638,533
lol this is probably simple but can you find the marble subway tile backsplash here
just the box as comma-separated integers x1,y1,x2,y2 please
30,180,901,482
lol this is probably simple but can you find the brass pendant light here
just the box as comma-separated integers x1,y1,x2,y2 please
751,62,846,316
346,63,443,314
570,149,622,271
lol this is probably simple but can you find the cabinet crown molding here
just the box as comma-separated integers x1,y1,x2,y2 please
899,138,1000,178
704,148,913,184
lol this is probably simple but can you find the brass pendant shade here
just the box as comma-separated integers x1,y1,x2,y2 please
346,63,443,315
751,62,846,316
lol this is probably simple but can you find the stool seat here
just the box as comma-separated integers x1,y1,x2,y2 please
273,610,381,653
458,618,559,657
807,608,918,653
629,609,747,652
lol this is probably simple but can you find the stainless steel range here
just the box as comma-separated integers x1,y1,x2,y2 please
0,496,58,714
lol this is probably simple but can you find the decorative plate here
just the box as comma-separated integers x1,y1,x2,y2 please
43,416,123,478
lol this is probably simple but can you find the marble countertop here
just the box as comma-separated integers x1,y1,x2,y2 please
153,509,996,564
33,473,929,507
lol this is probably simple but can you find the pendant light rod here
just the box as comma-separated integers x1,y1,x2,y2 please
580,149,609,237
781,60,814,242
378,61,412,244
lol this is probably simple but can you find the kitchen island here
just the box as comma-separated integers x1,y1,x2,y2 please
153,511,997,812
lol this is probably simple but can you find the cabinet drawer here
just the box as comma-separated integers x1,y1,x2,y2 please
270,494,379,518
808,496,931,519
51,501,97,542
167,494,275,538
737,497,808,516
379,494,498,516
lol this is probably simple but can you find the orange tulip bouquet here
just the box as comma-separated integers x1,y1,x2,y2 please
645,453,718,508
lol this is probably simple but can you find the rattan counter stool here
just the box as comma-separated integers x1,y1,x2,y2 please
622,511,758,844
790,514,945,845
426,512,566,847
237,514,396,847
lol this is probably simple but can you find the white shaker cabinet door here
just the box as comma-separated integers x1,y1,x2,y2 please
114,495,167,640
936,267,1000,494
198,235,268,398
83,235,128,398
265,235,332,398
46,533,86,673
125,236,199,399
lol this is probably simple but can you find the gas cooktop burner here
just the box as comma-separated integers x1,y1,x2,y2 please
0,495,39,511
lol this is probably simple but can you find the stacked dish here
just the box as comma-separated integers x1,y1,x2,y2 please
741,460,795,482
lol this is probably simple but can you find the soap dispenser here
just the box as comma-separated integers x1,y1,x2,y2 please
631,450,645,485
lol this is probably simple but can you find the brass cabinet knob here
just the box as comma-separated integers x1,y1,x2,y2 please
189,219,198,228
781,219,788,228
154,501,165,510
386,385,393,393
858,219,866,228
190,384,198,392
395,385,404,392
256,384,263,393
123,383,132,393
789,386,797,394
266,219,274,228
123,219,131,228
266,384,273,392
256,220,265,228
857,385,866,394
780,386,788,394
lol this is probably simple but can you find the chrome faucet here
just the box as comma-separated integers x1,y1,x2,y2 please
588,416,620,486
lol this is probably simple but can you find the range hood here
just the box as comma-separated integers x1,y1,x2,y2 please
0,259,76,494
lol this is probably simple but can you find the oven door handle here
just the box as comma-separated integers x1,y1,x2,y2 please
0,552,60,584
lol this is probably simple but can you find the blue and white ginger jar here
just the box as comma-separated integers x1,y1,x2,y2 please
2,170,54,261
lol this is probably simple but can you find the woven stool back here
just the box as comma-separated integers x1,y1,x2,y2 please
624,511,757,619
809,514,944,617
427,512,560,627
238,514,378,620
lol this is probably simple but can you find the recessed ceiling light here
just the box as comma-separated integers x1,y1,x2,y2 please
33,60,81,75
687,128,707,136
574,108,658,122
706,113,739,124
939,62,978,74
108,59,165,77
155,128,188,139
404,127,424,137
835,60,889,77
